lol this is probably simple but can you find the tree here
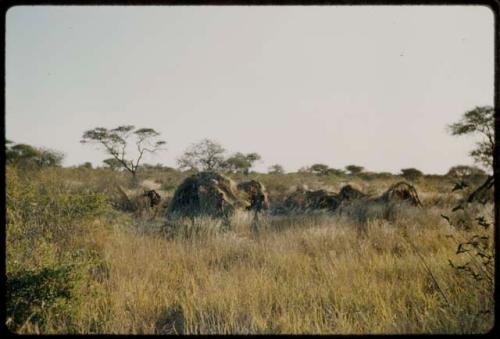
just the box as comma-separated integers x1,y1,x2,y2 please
310,163,330,176
223,152,261,175
36,148,65,167
446,165,486,180
345,165,364,175
246,153,261,166
140,163,171,171
177,138,225,171
103,158,122,170
5,139,15,160
448,106,494,170
6,140,64,168
78,162,93,169
81,125,166,179
6,143,39,165
325,168,346,176
268,164,285,174
400,168,423,182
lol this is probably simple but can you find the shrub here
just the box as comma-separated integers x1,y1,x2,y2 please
268,164,285,174
6,265,78,332
6,141,64,168
7,167,109,256
6,165,112,332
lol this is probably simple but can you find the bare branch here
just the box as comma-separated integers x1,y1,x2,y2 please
81,125,166,177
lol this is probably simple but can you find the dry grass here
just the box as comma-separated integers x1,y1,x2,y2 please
68,209,493,334
7,166,494,334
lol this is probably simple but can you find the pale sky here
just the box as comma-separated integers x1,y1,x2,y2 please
6,5,494,174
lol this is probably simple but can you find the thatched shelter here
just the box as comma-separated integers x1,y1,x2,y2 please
336,181,423,223
282,181,422,217
283,186,308,210
165,171,248,219
237,180,270,212
284,187,339,211
338,184,366,203
305,190,340,210
143,189,162,208
378,181,422,207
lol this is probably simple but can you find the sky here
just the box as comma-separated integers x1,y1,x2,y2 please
6,5,494,174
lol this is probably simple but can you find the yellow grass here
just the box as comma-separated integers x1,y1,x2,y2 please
71,211,494,334
7,166,494,334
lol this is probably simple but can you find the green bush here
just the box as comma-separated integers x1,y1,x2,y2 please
6,265,78,332
6,165,112,332
7,166,109,255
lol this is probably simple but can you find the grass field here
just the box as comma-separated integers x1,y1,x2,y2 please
5,165,495,334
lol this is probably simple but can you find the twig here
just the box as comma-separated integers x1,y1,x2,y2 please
446,233,494,285
402,234,450,306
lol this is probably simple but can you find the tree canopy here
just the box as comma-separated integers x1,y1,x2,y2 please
177,139,226,172
446,165,486,179
223,152,261,175
310,164,330,176
268,164,285,174
345,165,364,175
102,158,123,171
448,106,494,170
6,140,64,168
81,125,166,178
400,168,424,182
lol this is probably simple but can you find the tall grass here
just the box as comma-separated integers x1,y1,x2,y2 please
82,211,493,334
5,166,494,334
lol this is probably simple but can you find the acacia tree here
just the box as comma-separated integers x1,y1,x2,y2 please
36,148,65,167
224,152,261,175
102,158,123,171
448,106,495,206
6,140,64,168
448,106,494,171
268,164,285,174
345,165,364,175
177,138,226,171
6,142,38,164
81,125,166,179
79,162,93,169
310,163,330,176
325,168,346,176
400,168,423,182
446,165,486,180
